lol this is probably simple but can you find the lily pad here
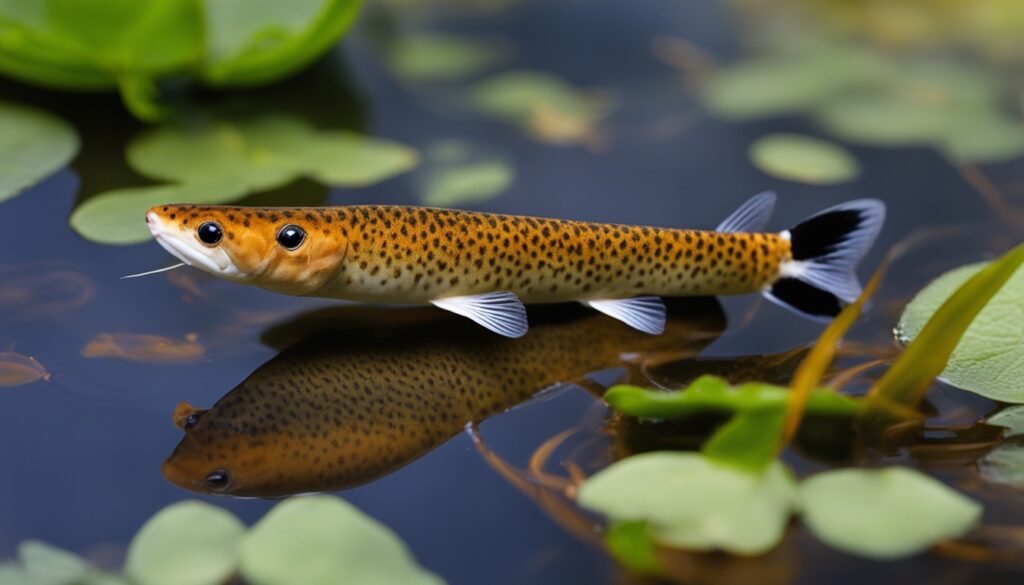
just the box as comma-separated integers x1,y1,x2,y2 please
577,452,797,556
749,134,860,185
125,500,246,585
4,541,129,585
0,101,79,204
70,181,247,245
386,34,509,82
422,160,513,207
799,467,981,559
239,495,444,585
895,261,1024,402
201,0,363,86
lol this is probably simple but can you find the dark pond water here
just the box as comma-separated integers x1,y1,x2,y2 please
2,0,1024,583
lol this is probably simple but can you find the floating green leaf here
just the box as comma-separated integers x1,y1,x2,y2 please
201,0,362,86
0,101,79,204
940,111,1024,164
702,408,786,472
0,541,127,585
125,500,246,585
605,376,863,420
799,468,981,559
987,405,1024,437
386,34,509,82
239,495,445,585
422,160,513,207
70,181,247,245
72,116,417,244
577,452,796,556
749,134,860,184
605,522,661,576
893,257,1024,403
471,70,614,145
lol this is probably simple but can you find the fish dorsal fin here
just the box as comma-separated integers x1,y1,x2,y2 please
585,296,666,335
431,292,528,338
715,191,777,233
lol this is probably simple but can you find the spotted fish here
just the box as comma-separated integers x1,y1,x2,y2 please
161,301,725,497
144,193,885,337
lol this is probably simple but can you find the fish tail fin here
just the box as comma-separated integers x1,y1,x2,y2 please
764,199,886,320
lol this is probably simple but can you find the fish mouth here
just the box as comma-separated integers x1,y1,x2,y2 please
147,212,240,277
160,458,206,494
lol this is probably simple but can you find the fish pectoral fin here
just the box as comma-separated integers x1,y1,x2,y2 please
431,292,529,338
715,191,777,233
584,296,666,335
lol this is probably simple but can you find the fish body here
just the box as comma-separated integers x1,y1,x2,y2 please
162,301,725,497
145,193,885,336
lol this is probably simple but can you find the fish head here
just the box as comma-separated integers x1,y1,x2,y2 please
146,205,347,295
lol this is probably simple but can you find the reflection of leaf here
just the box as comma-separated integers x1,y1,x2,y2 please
0,351,49,387
70,181,248,245
894,261,1024,403
239,495,445,585
471,71,614,145
125,501,246,585
202,0,363,86
0,101,79,204
578,452,796,556
386,34,509,82
979,438,1024,487
422,160,513,207
799,468,981,559
749,134,860,184
80,333,205,363
987,405,1024,437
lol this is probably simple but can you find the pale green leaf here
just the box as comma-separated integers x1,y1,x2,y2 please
577,452,796,556
19,541,87,585
201,0,362,86
471,70,611,121
421,160,513,207
816,94,955,146
941,112,1024,164
299,132,419,186
799,467,981,559
604,522,661,575
0,100,79,203
894,261,1024,402
749,134,860,185
979,439,1024,487
239,495,445,585
125,500,246,585
70,181,247,245
986,405,1024,437
386,34,509,82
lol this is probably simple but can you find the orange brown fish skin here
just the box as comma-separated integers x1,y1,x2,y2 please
161,301,724,497
147,204,789,303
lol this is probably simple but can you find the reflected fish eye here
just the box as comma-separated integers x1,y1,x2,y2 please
197,222,223,246
276,224,306,250
204,469,232,491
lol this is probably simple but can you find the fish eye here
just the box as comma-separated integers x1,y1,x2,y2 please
204,469,232,491
276,224,306,250
197,222,223,246
184,412,203,429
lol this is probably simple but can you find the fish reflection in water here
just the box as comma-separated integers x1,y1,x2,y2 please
162,298,725,497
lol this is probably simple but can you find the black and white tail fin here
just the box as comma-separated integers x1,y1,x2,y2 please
765,200,886,321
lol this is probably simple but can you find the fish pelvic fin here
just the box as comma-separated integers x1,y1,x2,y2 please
765,199,886,320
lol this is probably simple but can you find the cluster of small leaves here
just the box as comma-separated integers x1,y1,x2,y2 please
591,379,977,563
703,41,1024,168
0,0,364,119
70,115,418,245
0,496,444,585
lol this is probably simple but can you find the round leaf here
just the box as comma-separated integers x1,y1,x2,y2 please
386,35,509,82
125,500,246,585
799,467,981,559
895,262,1024,402
70,181,247,245
749,134,860,184
577,452,796,556
471,71,610,121
296,132,419,186
421,160,513,207
239,495,444,585
19,541,88,585
0,101,79,204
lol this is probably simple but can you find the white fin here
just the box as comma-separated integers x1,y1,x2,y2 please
432,292,528,338
767,199,886,320
121,263,187,280
715,191,777,233
585,296,666,335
